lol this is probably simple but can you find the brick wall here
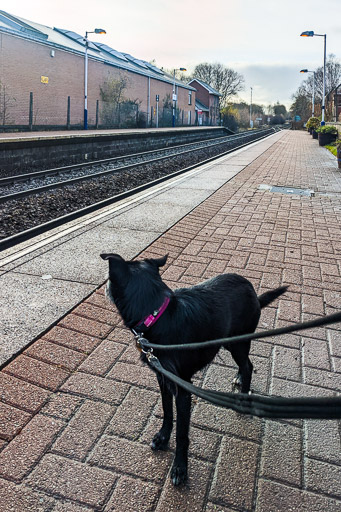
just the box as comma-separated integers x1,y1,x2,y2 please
190,81,209,110
0,32,196,128
0,127,229,171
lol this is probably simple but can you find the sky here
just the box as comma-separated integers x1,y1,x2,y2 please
2,0,340,109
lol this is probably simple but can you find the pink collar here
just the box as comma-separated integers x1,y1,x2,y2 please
133,296,170,334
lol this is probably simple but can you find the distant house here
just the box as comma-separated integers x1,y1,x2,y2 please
326,84,341,122
188,79,221,126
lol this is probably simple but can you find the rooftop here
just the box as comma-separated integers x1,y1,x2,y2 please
0,9,195,91
189,78,222,96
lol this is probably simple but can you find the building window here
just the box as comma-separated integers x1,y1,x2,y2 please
188,91,192,105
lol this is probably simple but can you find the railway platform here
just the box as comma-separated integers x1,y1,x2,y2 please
0,126,231,174
0,130,340,511
0,126,224,141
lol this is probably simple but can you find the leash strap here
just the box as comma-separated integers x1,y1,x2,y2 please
138,310,341,352
146,352,341,419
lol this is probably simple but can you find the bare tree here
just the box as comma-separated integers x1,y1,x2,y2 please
273,102,287,116
0,82,16,125
100,75,137,127
191,63,245,106
293,54,341,120
100,75,128,105
290,85,313,121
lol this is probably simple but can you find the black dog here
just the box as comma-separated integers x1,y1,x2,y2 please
101,253,287,485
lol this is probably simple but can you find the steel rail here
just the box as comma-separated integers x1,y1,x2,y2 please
0,129,274,204
0,129,275,252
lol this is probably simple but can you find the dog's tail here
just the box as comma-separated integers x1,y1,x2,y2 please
258,286,288,309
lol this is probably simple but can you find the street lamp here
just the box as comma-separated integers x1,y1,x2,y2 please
84,28,106,130
300,69,316,116
250,87,253,128
300,30,327,125
172,67,187,128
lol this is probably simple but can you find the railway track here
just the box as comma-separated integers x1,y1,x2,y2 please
0,129,274,200
0,128,279,249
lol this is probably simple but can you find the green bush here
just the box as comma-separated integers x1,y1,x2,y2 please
316,125,338,134
306,117,320,130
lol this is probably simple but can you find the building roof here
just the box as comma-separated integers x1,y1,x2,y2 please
0,10,195,91
189,78,222,96
195,99,209,112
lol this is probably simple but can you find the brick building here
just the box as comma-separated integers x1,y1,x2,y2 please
188,78,221,126
0,10,196,130
326,84,341,122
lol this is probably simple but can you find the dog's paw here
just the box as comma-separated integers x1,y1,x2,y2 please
231,375,242,393
171,463,188,486
151,432,169,451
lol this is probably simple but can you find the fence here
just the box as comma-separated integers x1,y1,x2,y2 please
0,91,199,132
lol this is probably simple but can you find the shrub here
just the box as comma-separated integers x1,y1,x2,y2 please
316,125,338,134
306,117,320,130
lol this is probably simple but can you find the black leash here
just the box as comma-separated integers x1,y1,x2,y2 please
137,310,341,352
145,352,341,419
136,311,341,419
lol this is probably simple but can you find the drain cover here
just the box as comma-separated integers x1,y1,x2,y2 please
259,184,314,197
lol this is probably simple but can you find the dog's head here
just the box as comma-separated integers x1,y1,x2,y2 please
100,253,168,315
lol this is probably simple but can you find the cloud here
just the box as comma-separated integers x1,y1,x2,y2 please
234,64,306,108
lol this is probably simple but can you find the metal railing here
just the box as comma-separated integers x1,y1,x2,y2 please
0,91,202,132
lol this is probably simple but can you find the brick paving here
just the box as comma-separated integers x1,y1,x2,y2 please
0,130,341,511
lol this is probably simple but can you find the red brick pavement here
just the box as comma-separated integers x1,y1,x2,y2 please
1,131,341,511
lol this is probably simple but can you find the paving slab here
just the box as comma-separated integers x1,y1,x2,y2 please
8,226,161,284
0,272,94,366
2,130,340,511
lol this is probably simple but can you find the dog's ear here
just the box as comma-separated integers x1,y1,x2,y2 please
149,254,168,268
100,253,125,262
100,253,130,279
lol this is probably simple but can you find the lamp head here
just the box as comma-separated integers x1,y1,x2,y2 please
94,28,106,34
300,31,314,37
300,69,308,73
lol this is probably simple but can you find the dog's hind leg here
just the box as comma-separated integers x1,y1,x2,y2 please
151,375,173,451
171,388,191,486
229,342,253,394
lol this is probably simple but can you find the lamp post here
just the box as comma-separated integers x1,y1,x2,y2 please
84,28,106,130
300,30,327,125
300,69,316,116
172,67,186,128
250,87,253,128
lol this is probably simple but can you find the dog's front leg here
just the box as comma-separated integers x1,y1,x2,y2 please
171,388,191,486
152,375,173,451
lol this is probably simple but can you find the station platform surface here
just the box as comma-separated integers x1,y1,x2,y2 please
0,130,340,511
0,126,223,143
